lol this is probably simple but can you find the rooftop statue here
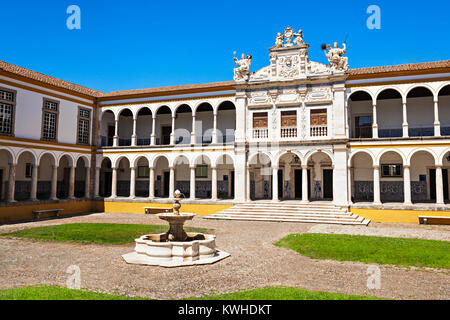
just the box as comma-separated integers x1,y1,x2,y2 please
293,30,304,46
323,42,348,71
233,53,252,81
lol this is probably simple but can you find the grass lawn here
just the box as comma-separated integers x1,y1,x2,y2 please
0,286,382,300
188,287,383,300
0,286,145,300
275,233,450,269
0,223,209,245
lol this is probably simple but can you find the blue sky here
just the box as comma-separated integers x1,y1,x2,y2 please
1,0,449,93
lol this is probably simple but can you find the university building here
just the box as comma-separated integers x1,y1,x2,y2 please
1,27,450,224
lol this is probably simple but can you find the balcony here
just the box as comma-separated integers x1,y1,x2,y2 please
253,128,268,139
280,127,297,138
310,125,328,137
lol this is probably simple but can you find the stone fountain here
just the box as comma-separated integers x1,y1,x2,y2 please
122,190,230,267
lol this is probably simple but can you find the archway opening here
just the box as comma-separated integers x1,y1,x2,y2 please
100,110,115,147
118,109,133,146
278,153,304,200
410,151,436,203
217,101,236,144
379,151,404,203
173,156,190,197
175,104,192,145
439,85,450,136
216,155,235,199
196,103,214,144
407,87,434,137
154,156,169,197
377,89,403,138
350,152,374,202
194,155,212,199
307,152,333,201
349,91,373,139
248,153,272,200
136,107,152,146
116,157,131,197
0,149,14,201
100,158,112,197
155,106,172,145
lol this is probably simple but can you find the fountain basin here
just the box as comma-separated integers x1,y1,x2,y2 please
122,233,230,267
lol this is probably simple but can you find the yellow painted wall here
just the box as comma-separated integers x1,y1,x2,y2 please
0,201,104,224
351,208,450,224
103,201,231,216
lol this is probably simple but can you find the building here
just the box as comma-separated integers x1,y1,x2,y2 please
1,27,450,223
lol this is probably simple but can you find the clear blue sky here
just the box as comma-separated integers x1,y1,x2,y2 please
1,0,449,93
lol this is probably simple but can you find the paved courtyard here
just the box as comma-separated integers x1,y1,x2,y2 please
0,213,449,300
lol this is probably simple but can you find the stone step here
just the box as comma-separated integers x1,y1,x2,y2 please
219,210,354,218
221,208,350,215
204,215,370,226
209,213,361,221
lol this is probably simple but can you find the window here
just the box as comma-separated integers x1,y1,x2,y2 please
355,116,372,138
25,163,32,178
310,109,328,137
253,112,268,128
381,164,403,177
0,88,16,136
41,98,59,141
138,166,149,178
195,165,208,178
77,108,91,145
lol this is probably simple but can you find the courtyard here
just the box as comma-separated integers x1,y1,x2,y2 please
0,212,448,300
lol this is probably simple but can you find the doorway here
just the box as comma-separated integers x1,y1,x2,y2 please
294,169,302,199
163,171,170,197
323,169,333,200
278,170,283,199
107,125,115,146
430,169,449,202
162,126,171,145
103,171,112,197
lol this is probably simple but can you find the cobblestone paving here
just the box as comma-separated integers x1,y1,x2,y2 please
0,213,448,300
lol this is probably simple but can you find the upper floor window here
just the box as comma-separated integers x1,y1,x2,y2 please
281,111,297,138
310,109,328,137
0,88,16,136
77,108,91,145
252,112,268,139
41,98,59,141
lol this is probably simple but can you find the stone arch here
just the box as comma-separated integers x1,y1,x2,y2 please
114,155,132,169
375,87,405,101
406,84,437,101
248,151,273,166
151,154,170,168
172,154,191,167
75,155,90,168
16,149,37,165
57,153,75,167
348,89,375,103
349,150,376,166
214,153,235,167
305,149,334,164
274,150,303,167
376,149,406,166
132,155,151,168
192,154,212,167
407,148,438,166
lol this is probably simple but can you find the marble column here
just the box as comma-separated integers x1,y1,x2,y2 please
246,166,251,201
68,166,76,199
190,167,196,200
403,165,412,204
94,167,100,198
347,166,353,204
434,99,441,137
211,166,218,200
30,164,39,201
149,167,155,199
272,167,279,202
170,116,176,145
129,166,136,198
7,164,16,202
373,165,381,204
113,119,119,147
50,165,58,201
131,118,137,146
372,103,379,138
191,114,196,145
111,167,118,198
436,165,444,205
402,102,409,138
212,112,218,144
151,116,156,145
301,165,309,203
85,167,91,199
169,167,175,198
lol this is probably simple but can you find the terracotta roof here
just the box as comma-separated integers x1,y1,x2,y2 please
349,60,450,76
0,60,103,98
101,81,236,99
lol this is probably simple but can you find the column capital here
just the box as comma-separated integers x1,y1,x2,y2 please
52,165,59,169
130,166,137,170
403,165,410,169
272,166,279,171
435,164,443,169
301,165,309,170
373,165,380,170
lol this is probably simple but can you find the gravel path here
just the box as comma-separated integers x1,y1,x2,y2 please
0,213,448,300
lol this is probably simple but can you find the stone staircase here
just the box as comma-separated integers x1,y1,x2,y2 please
203,202,370,226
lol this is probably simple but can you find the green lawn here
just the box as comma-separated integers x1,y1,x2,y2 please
275,233,450,269
0,286,144,300
0,286,382,300
188,287,383,300
0,223,208,245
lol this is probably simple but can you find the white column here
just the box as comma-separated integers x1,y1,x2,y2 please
402,102,409,138
373,165,381,204
347,166,353,204
246,166,251,201
111,167,118,198
302,165,309,203
151,116,156,145
129,166,136,199
131,118,137,146
190,167,196,200
113,119,119,147
436,165,444,205
149,167,155,199
50,165,58,200
68,166,76,199
94,167,100,198
170,116,176,145
191,114,196,145
30,164,39,201
272,167,279,202
7,164,17,202
211,166,218,200
434,99,441,137
372,103,379,139
403,165,412,205
212,112,218,144
85,167,91,199
169,167,175,198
